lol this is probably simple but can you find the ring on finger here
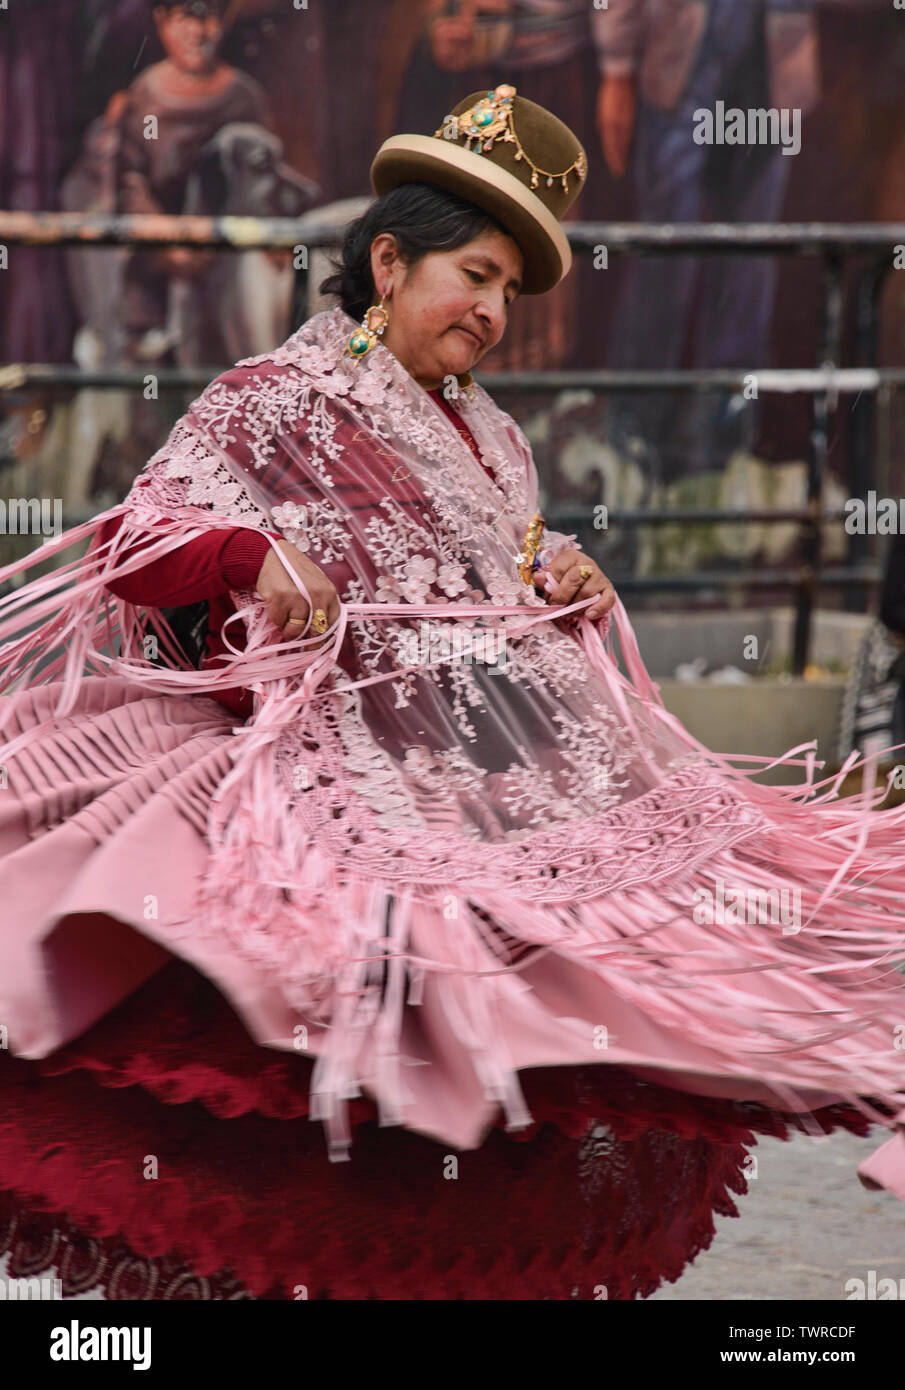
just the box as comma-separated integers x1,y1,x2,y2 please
312,608,329,635
579,564,593,581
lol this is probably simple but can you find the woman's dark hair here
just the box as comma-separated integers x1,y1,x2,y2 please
318,182,516,323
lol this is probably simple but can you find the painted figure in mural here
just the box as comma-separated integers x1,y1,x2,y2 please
64,0,321,371
56,0,322,506
61,90,133,372
114,0,277,362
0,0,82,366
166,121,320,366
0,0,83,518
389,0,613,373
595,0,819,484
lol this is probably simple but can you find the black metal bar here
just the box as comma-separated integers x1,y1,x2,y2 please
0,211,315,250
846,254,891,609
0,559,880,596
791,252,845,675
547,507,850,526
289,257,309,338
1,214,898,627
0,366,220,392
565,223,905,255
476,367,899,393
38,505,851,532
1,212,904,253
2,364,903,394
610,566,881,592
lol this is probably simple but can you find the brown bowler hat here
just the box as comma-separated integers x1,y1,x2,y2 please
369,84,588,295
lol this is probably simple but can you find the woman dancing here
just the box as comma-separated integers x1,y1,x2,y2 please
2,85,905,1301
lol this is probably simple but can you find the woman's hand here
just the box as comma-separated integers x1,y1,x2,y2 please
254,540,340,646
537,549,616,630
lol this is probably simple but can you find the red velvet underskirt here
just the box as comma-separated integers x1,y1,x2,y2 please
0,959,873,1300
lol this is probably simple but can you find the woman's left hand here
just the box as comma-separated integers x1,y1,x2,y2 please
537,549,616,629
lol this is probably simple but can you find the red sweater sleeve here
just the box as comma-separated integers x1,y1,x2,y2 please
97,511,282,606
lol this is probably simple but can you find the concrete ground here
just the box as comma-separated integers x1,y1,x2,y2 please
649,1126,905,1301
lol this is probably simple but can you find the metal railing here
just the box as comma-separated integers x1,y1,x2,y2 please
1,213,902,672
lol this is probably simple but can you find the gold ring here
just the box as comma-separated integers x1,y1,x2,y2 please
579,565,593,581
286,616,306,627
312,608,329,634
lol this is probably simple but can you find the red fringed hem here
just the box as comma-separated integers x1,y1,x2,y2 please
0,961,876,1301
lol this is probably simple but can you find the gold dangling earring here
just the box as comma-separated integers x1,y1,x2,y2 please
456,370,476,401
344,294,389,360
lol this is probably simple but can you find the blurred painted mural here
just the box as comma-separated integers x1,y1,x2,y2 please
0,0,904,595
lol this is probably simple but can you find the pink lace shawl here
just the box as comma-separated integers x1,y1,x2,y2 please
3,304,905,1160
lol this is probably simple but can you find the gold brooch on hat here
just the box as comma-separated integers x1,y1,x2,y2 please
434,84,587,193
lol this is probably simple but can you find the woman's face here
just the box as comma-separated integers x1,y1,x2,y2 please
155,5,223,73
370,227,525,390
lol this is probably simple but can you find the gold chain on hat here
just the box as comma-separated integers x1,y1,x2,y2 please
434,84,587,193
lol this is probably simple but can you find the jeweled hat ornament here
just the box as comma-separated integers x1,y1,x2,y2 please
368,84,588,297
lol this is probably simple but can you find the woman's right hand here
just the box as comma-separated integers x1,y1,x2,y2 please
254,539,340,646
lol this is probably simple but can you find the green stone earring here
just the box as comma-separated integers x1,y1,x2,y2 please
344,297,389,360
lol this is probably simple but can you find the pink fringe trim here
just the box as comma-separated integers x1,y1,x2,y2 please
4,515,905,1170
